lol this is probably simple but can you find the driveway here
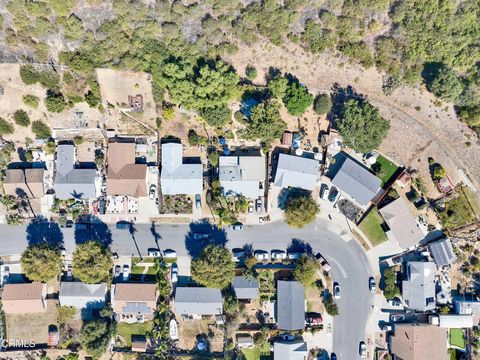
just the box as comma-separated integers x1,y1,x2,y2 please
0,218,373,359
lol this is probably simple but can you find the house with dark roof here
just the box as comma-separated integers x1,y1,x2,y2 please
160,143,203,195
59,282,107,310
379,197,426,249
2,282,46,314
53,144,97,200
106,139,147,197
429,238,456,268
390,324,448,360
174,287,223,317
219,155,265,199
112,283,158,322
276,281,305,330
274,153,320,191
233,276,259,300
402,262,436,312
331,157,381,209
273,340,308,360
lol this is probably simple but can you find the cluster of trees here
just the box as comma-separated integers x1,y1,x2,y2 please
191,244,235,289
293,255,319,287
284,193,320,228
382,267,400,300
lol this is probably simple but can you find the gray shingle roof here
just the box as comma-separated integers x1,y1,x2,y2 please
219,156,265,199
332,157,381,207
174,287,223,315
277,281,305,330
233,276,259,300
402,262,436,312
122,302,152,314
429,238,456,267
273,341,308,360
59,282,107,309
274,153,319,191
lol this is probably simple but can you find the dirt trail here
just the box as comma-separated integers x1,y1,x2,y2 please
225,40,480,193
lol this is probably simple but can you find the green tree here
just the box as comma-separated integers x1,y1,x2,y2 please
383,267,400,300
64,15,84,40
254,326,269,346
19,65,39,85
22,94,40,108
191,245,235,289
0,118,14,135
200,104,231,127
284,194,320,228
293,255,319,287
44,139,56,155
439,305,450,315
324,294,339,316
13,109,30,127
313,94,332,115
244,102,286,144
72,241,113,284
268,75,289,99
57,305,76,324
2,195,17,211
428,67,463,102
80,319,114,359
245,65,257,80
208,151,219,167
45,92,66,113
282,81,313,115
51,0,75,16
433,165,447,180
31,120,51,139
338,98,390,153
6,213,24,226
20,243,62,282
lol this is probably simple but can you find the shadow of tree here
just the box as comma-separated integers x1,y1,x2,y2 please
74,215,112,248
184,219,228,258
277,187,311,210
26,215,64,247
286,238,313,255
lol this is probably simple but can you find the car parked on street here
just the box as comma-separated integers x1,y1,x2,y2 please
248,202,254,214
230,223,244,231
369,277,376,292
254,250,270,261
116,221,131,230
359,341,366,357
256,199,262,212
148,248,161,257
315,252,331,272
163,249,177,258
195,194,201,209
271,250,287,260
333,283,341,299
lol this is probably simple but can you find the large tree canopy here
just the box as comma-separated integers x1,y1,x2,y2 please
293,255,319,287
428,66,464,102
72,241,113,284
284,194,320,228
191,244,235,289
21,243,62,282
337,98,390,153
283,81,314,115
244,101,286,144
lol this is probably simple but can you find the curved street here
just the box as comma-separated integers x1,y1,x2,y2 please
0,217,373,359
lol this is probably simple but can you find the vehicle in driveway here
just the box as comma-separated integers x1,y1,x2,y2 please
116,221,131,230
256,199,262,212
271,250,286,260
254,250,270,261
122,265,130,280
248,202,254,214
114,265,121,277
333,283,341,299
320,184,329,200
315,252,331,272
359,341,366,357
328,187,339,202
391,314,405,322
369,277,376,292
195,194,201,209
380,324,392,331
148,248,161,257
230,223,244,231
149,184,157,199
66,265,72,281
193,233,212,240
163,249,177,258
171,264,178,284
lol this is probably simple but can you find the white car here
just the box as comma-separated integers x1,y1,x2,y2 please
333,283,341,299
163,249,177,258
122,265,130,280
320,184,329,200
248,202,254,214
287,252,304,260
148,248,161,257
171,265,178,283
254,250,270,261
359,342,367,358
271,250,287,260
149,184,157,200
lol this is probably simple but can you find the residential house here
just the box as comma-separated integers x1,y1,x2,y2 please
402,262,436,312
390,324,448,360
112,283,158,322
276,280,305,331
273,340,308,360
455,296,480,325
232,276,259,300
174,287,223,318
3,168,45,199
2,282,46,314
160,143,203,195
379,197,425,249
219,155,265,199
429,238,457,268
54,144,97,200
331,157,382,209
274,153,320,191
106,139,147,197
59,282,107,310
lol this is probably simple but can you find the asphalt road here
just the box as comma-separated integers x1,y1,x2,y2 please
0,218,373,359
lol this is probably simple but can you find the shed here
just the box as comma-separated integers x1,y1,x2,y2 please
429,238,456,267
233,276,259,300
236,334,254,348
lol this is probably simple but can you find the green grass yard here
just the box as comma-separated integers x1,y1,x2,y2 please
117,321,153,348
375,155,399,186
242,342,272,360
450,328,465,348
358,208,388,246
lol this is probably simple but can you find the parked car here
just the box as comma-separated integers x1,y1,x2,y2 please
287,252,304,260
369,277,376,292
391,314,405,322
281,334,295,341
195,194,201,209
248,202,254,214
230,223,244,231
306,313,323,326
122,265,130,280
315,252,331,272
320,184,329,200
333,283,341,299
380,324,392,331
3,266,10,283
163,249,177,258
114,265,121,277
256,199,262,212
328,187,339,202
171,264,178,284
116,221,131,230
149,184,157,200
359,341,367,357
232,248,246,262
193,233,211,240
66,265,73,280
254,250,270,261
330,353,337,360
65,220,74,228
271,250,287,260
148,248,161,257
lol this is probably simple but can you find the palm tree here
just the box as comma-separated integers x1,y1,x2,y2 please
1,195,17,211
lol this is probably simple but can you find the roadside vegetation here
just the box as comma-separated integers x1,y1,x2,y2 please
20,243,62,282
284,193,320,228
191,244,235,289
72,241,113,284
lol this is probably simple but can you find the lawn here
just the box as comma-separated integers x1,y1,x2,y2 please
117,321,153,347
131,257,157,275
375,155,399,186
358,208,387,246
450,328,465,348
242,342,272,360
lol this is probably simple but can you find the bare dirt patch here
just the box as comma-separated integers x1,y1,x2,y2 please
177,318,224,352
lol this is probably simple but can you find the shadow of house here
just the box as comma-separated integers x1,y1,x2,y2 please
74,215,112,248
184,220,228,258
26,216,64,248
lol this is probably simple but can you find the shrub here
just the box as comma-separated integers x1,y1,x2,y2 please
0,118,14,135
45,92,66,112
200,105,231,127
283,81,314,115
13,109,30,127
245,65,257,80
22,94,40,108
19,65,39,85
313,93,332,114
188,129,208,146
31,120,51,139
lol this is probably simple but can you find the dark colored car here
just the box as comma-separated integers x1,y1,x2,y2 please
328,187,339,202
116,221,131,230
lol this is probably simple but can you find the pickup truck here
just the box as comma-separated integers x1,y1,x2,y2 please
315,252,331,272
